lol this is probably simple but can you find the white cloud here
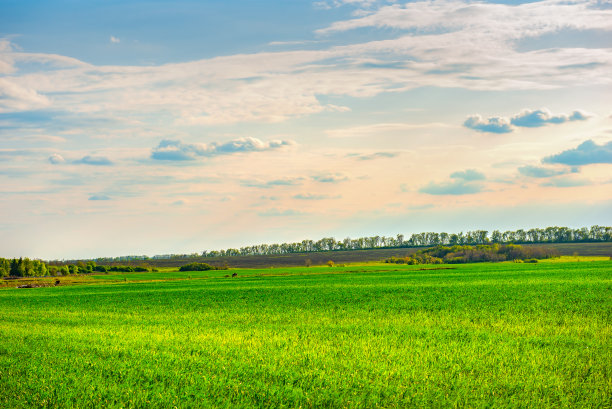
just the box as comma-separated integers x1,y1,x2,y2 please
48,153,65,164
110,36,120,44
464,108,593,133
510,108,592,128
463,115,512,134
151,137,295,161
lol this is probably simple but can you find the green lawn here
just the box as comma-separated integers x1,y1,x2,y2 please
1,261,610,408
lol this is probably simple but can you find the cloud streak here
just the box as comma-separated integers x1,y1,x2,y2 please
312,173,349,183
89,194,111,201
241,178,304,189
350,152,400,161
419,169,485,195
518,165,575,178
75,155,113,166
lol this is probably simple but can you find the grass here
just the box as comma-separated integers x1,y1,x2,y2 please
0,260,610,408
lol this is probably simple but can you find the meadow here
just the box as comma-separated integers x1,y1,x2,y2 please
0,259,610,408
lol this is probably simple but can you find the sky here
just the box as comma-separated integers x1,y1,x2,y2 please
1,0,611,260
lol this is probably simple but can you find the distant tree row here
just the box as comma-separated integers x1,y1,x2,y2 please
199,225,611,258
42,225,612,265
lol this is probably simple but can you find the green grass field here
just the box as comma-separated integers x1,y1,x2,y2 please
1,260,610,408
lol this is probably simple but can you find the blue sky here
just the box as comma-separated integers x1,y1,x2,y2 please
1,0,611,259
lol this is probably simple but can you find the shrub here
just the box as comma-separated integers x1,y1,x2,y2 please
110,265,134,272
179,262,215,272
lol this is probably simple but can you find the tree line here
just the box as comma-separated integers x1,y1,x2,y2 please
1,259,153,278
77,225,610,263
199,225,611,258
0,258,48,277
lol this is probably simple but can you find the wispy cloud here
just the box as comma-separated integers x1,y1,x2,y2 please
258,208,304,217
293,193,341,200
110,36,120,44
419,169,485,195
89,194,111,201
327,123,449,138
449,169,485,182
1,1,609,125
543,140,612,166
312,173,349,183
151,137,294,161
406,203,435,211
540,177,591,188
349,151,400,161
0,77,51,112
241,178,304,189
316,1,612,37
75,155,113,166
518,165,576,178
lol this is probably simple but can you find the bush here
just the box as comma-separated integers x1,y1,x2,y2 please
109,265,134,272
179,262,215,272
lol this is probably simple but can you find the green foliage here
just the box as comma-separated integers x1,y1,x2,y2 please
0,257,49,277
93,265,109,273
109,265,135,272
385,244,557,265
179,262,216,271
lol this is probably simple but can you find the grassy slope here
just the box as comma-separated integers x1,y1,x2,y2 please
0,261,610,408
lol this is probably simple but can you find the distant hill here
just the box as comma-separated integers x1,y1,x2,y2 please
134,242,612,269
